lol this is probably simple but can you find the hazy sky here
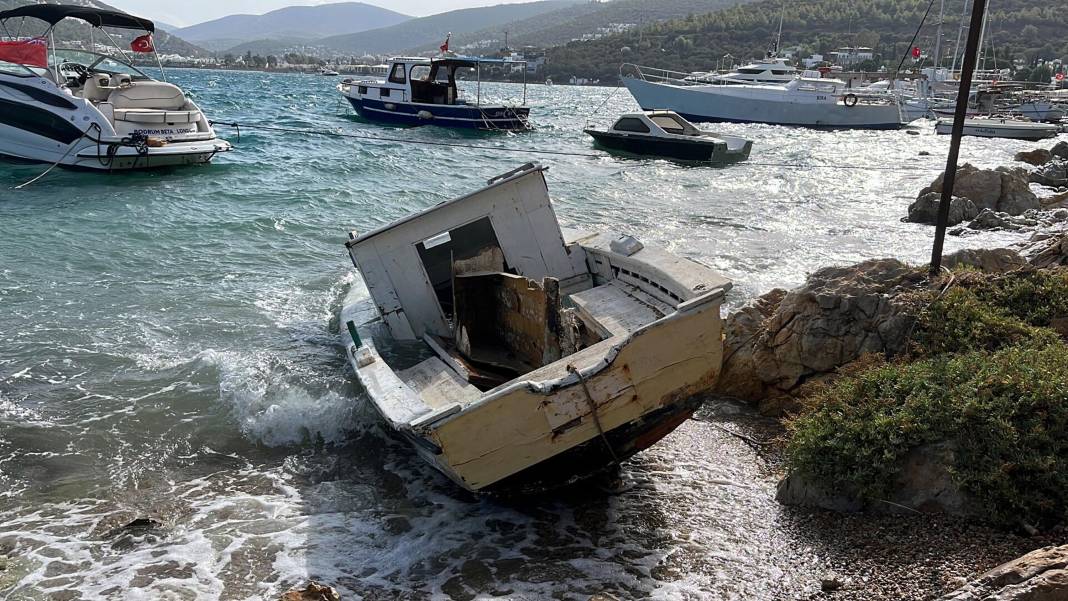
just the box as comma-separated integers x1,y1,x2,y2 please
104,1,537,28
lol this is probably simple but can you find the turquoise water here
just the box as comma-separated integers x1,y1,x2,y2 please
0,69,1051,599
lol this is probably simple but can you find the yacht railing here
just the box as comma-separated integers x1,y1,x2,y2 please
620,63,715,87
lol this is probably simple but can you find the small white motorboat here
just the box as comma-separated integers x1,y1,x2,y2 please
935,117,1059,141
0,4,231,171
340,164,733,495
318,67,340,76
585,111,752,164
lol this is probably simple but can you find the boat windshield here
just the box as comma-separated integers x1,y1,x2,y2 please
650,114,690,134
0,59,37,77
50,49,150,80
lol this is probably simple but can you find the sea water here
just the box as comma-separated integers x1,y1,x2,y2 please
0,69,1046,600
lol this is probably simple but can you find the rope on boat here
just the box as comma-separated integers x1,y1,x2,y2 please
13,123,102,190
583,85,624,128
567,364,620,463
12,126,157,189
208,120,938,172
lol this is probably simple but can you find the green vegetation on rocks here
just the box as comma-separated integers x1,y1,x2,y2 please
786,268,1068,528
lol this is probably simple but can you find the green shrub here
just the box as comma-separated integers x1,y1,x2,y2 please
912,286,1058,356
970,269,1068,328
909,269,1068,358
787,342,1068,527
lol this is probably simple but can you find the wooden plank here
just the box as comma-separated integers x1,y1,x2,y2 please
569,283,665,337
398,357,482,409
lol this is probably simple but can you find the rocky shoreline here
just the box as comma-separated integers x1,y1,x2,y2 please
711,141,1068,601
273,147,1068,601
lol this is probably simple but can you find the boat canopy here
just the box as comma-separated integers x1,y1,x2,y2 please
431,56,526,69
0,5,154,32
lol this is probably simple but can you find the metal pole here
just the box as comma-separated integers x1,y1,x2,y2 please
930,0,988,275
476,62,481,107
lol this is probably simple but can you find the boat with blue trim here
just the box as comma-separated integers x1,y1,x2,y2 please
337,56,532,131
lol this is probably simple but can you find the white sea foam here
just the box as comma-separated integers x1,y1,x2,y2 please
199,349,356,447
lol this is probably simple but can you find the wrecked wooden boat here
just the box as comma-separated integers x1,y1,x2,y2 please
340,163,732,494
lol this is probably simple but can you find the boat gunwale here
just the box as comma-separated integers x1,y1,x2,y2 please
349,279,730,433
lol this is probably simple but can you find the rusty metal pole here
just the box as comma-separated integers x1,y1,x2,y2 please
930,0,988,275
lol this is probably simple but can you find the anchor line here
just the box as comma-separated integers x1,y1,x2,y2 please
208,120,937,173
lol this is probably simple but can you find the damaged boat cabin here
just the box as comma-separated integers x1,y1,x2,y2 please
342,163,733,494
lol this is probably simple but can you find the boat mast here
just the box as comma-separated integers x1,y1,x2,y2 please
774,0,785,55
933,0,945,68
976,1,989,72
950,0,968,73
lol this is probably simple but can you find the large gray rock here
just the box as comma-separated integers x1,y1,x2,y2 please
777,443,968,515
717,250,1027,410
1031,160,1068,188
969,209,1023,231
999,167,1042,215
922,164,1039,215
939,545,1068,601
715,259,925,407
1023,233,1068,269
1015,148,1054,166
1052,141,1068,160
941,248,1028,273
906,192,978,225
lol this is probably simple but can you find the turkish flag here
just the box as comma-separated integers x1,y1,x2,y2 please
912,46,922,59
0,38,48,68
440,33,450,54
130,34,154,53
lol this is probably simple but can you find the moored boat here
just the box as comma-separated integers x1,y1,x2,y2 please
0,4,231,170
621,63,907,130
337,56,531,131
585,111,752,164
935,117,1058,141
340,163,733,494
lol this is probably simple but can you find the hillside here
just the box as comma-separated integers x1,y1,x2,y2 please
319,0,579,55
3,0,206,57
174,3,411,51
544,0,1068,82
415,0,761,53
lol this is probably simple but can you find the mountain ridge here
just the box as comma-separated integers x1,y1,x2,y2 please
317,1,579,56
174,2,412,51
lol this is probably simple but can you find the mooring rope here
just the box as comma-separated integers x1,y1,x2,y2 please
567,364,620,463
209,120,937,173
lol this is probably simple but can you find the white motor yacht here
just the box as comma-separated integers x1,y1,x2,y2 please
0,5,231,171
622,63,907,129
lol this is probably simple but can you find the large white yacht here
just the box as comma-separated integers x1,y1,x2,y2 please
0,5,230,171
622,62,907,129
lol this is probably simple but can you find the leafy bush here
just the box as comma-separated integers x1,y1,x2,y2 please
912,286,1058,356
787,342,1068,527
786,268,1068,527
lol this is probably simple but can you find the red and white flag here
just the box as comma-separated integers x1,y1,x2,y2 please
130,34,154,53
440,33,451,54
0,38,48,68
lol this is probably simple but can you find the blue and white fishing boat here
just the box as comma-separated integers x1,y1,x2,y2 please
338,56,531,131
